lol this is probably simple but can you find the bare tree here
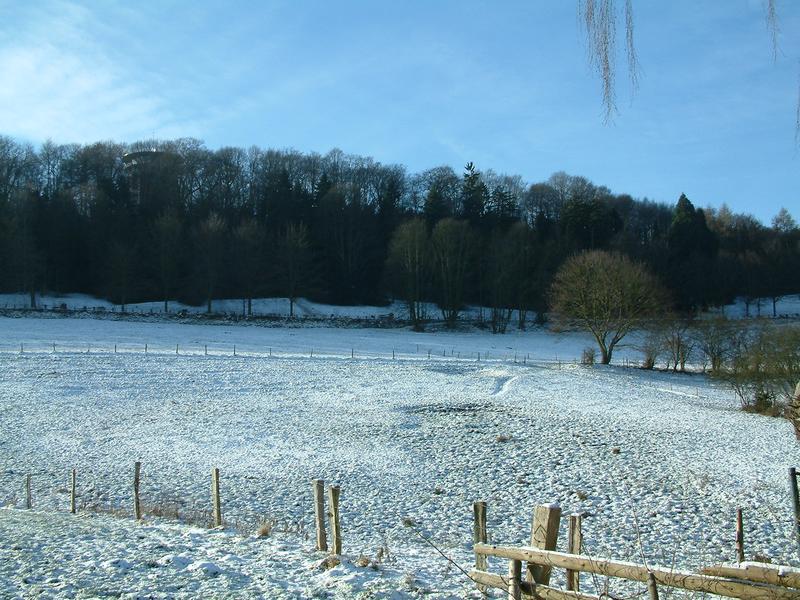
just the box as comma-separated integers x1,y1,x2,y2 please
431,218,473,328
662,317,695,373
108,240,137,312
277,223,313,318
550,250,668,364
196,213,226,314
233,220,263,316
386,219,430,330
153,210,182,313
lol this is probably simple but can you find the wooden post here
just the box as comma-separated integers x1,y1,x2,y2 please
527,503,561,585
211,467,222,527
428,350,431,359
24,474,31,509
176,344,179,355
328,484,342,554
392,348,395,359
70,468,77,514
566,513,582,591
473,501,487,558
473,501,488,592
114,344,117,353
233,345,236,356
313,479,328,551
133,461,142,520
508,559,523,600
790,467,800,552
145,343,148,353
647,571,660,600
205,344,208,355
351,348,354,359
736,508,744,562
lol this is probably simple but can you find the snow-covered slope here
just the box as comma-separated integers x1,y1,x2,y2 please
0,317,798,598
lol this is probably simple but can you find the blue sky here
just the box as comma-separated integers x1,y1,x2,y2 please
0,0,798,223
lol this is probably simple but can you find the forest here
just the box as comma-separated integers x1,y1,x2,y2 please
0,135,797,328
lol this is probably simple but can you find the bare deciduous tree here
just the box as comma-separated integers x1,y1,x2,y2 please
431,218,473,328
387,219,430,330
550,250,668,364
277,223,313,318
153,210,182,313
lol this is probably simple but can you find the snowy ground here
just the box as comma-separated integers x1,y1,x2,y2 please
2,291,799,321
1,317,799,598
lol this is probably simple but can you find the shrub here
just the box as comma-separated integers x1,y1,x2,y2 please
638,332,662,370
581,346,596,365
662,318,694,372
694,317,739,375
715,324,800,425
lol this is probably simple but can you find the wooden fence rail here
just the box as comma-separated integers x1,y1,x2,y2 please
471,502,800,600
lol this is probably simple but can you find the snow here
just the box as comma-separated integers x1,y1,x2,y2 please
0,293,495,322
0,316,798,598
2,291,798,321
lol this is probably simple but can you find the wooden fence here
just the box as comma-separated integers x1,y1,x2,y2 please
16,464,800,598
471,502,800,600
20,465,345,556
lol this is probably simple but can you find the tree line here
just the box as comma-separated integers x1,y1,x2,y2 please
0,135,797,327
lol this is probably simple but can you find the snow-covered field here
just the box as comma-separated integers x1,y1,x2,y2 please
0,293,471,322
2,291,799,321
1,316,799,599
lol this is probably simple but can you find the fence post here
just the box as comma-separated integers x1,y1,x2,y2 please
647,571,660,600
473,501,488,592
790,467,800,552
211,467,222,527
508,558,522,600
313,479,328,551
566,513,582,591
736,508,745,562
527,503,561,585
328,484,342,554
24,474,31,509
133,462,142,520
70,468,77,514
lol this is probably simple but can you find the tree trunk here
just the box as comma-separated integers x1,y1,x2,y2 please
600,346,611,364
29,290,36,309
247,297,252,316
290,297,294,318
207,297,212,314
164,299,168,313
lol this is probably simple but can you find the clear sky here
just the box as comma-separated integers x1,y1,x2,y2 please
1,0,798,223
